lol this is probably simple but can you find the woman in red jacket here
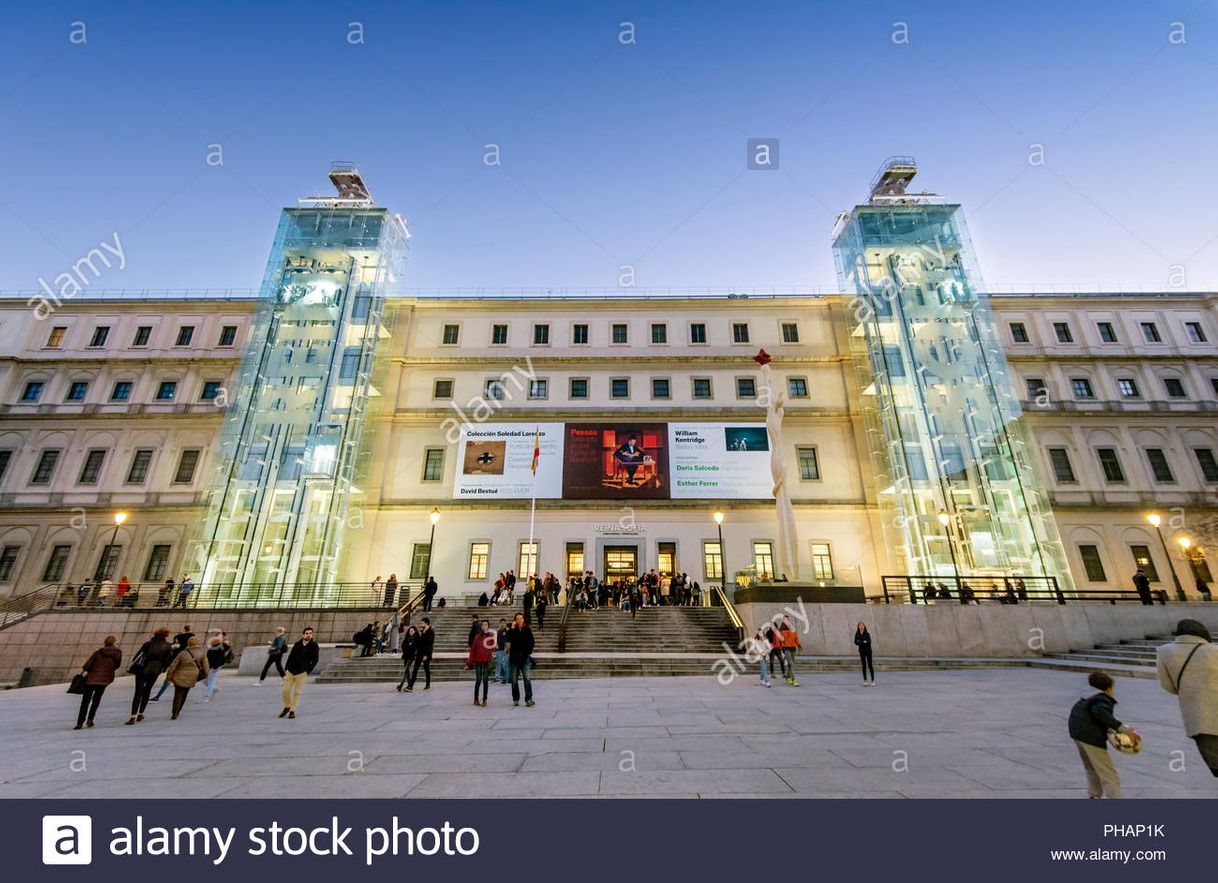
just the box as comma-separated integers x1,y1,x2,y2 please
468,620,496,707
75,635,122,729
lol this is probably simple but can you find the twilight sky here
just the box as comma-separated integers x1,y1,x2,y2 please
1,1,1216,294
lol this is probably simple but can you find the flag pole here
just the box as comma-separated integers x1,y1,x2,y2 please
527,424,540,580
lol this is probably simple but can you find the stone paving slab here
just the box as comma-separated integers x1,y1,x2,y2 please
1,668,1215,799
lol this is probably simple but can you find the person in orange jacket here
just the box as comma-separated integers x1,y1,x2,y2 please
778,615,801,686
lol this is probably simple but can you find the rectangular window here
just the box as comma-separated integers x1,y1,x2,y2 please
175,326,195,346
1048,447,1076,483
218,325,237,346
518,542,538,578
93,544,121,581
410,544,432,580
485,379,506,400
810,542,834,580
20,381,43,402
111,381,132,402
1117,378,1139,398
781,322,800,343
1009,322,1029,343
1071,378,1094,399
690,323,707,344
200,381,222,401
736,378,756,399
155,381,177,401
1025,377,1047,399
528,379,548,400
132,326,151,347
89,326,110,348
77,449,106,485
1185,321,1207,343
1141,322,1162,343
0,545,20,582
422,448,445,482
491,324,508,345
565,542,585,579
173,449,201,484
66,381,89,402
651,378,671,399
657,541,677,577
46,326,66,348
441,324,460,345
143,544,172,582
753,542,774,580
1130,544,1159,582
1053,322,1073,343
732,322,750,344
31,450,60,485
1163,377,1187,399
1194,448,1218,482
1096,447,1125,483
43,544,72,582
1145,448,1174,483
787,377,808,398
569,378,589,399
1078,544,1107,582
1097,321,1118,343
797,446,820,481
433,379,453,399
611,323,629,344
468,542,490,580
611,378,629,399
703,541,723,580
692,377,712,399
126,449,154,484
572,324,588,344
651,323,667,344
533,324,550,345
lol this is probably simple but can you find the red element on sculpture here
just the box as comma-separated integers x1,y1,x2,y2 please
753,348,772,366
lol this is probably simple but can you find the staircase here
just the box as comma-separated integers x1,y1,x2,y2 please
1039,635,1171,678
315,604,740,683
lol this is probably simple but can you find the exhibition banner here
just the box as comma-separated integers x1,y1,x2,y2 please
452,423,564,499
668,422,772,499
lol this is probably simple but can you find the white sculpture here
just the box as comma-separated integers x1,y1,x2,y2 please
756,349,800,581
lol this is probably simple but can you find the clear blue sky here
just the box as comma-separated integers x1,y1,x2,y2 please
2,1,1216,292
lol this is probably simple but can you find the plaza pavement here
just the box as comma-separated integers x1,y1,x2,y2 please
1,668,1214,799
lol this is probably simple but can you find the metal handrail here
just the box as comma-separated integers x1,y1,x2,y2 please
714,584,746,642
880,575,1168,606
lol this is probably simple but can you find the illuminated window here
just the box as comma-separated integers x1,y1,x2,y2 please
702,541,722,580
467,542,490,580
810,542,834,580
518,542,539,578
752,542,774,580
565,542,584,579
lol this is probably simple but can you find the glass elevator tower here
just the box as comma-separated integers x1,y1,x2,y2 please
187,164,407,601
832,157,1072,588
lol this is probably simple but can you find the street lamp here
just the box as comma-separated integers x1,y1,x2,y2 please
1145,512,1186,602
1178,536,1199,588
713,510,727,600
427,508,440,578
938,510,961,588
107,511,128,580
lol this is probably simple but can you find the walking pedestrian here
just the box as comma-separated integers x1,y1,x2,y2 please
1156,619,1218,777
115,575,132,607
126,627,173,724
176,574,194,608
495,618,510,684
854,621,875,686
469,619,495,707
164,636,207,721
536,587,547,629
1133,568,1153,605
157,576,174,607
279,627,319,719
764,623,787,679
203,632,232,701
1068,671,1138,799
751,628,772,687
404,617,434,692
396,626,419,691
385,573,399,607
74,636,122,729
151,624,195,702
778,615,801,686
507,612,535,707
422,575,438,612
258,627,288,683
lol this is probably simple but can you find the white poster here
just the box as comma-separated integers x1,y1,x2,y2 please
668,423,772,499
453,422,564,499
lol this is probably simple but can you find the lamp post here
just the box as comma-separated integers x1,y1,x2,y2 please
107,511,128,581
937,510,960,589
1146,512,1186,602
1178,536,1198,590
713,510,727,602
427,508,440,578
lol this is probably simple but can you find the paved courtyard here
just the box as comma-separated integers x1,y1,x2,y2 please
1,668,1214,798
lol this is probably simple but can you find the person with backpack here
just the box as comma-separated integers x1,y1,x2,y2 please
74,636,122,729
404,617,434,692
778,615,801,686
396,626,419,692
764,623,787,680
469,620,496,707
126,627,173,724
279,627,319,719
854,621,875,686
163,636,208,721
1156,619,1218,777
1068,671,1138,798
258,627,288,683
203,631,233,701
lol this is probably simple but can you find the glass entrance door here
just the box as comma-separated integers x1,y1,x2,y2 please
603,546,638,581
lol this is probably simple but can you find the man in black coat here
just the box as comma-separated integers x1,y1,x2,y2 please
506,612,535,707
1133,569,1153,605
423,576,438,612
280,627,320,719
405,617,434,691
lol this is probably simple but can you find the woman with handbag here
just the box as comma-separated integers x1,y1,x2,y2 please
1156,619,1218,776
126,628,173,725
163,636,208,720
73,636,122,729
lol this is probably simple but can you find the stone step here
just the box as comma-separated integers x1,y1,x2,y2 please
1045,652,1155,667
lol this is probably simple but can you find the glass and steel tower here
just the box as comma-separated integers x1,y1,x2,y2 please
187,164,408,601
832,157,1072,588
